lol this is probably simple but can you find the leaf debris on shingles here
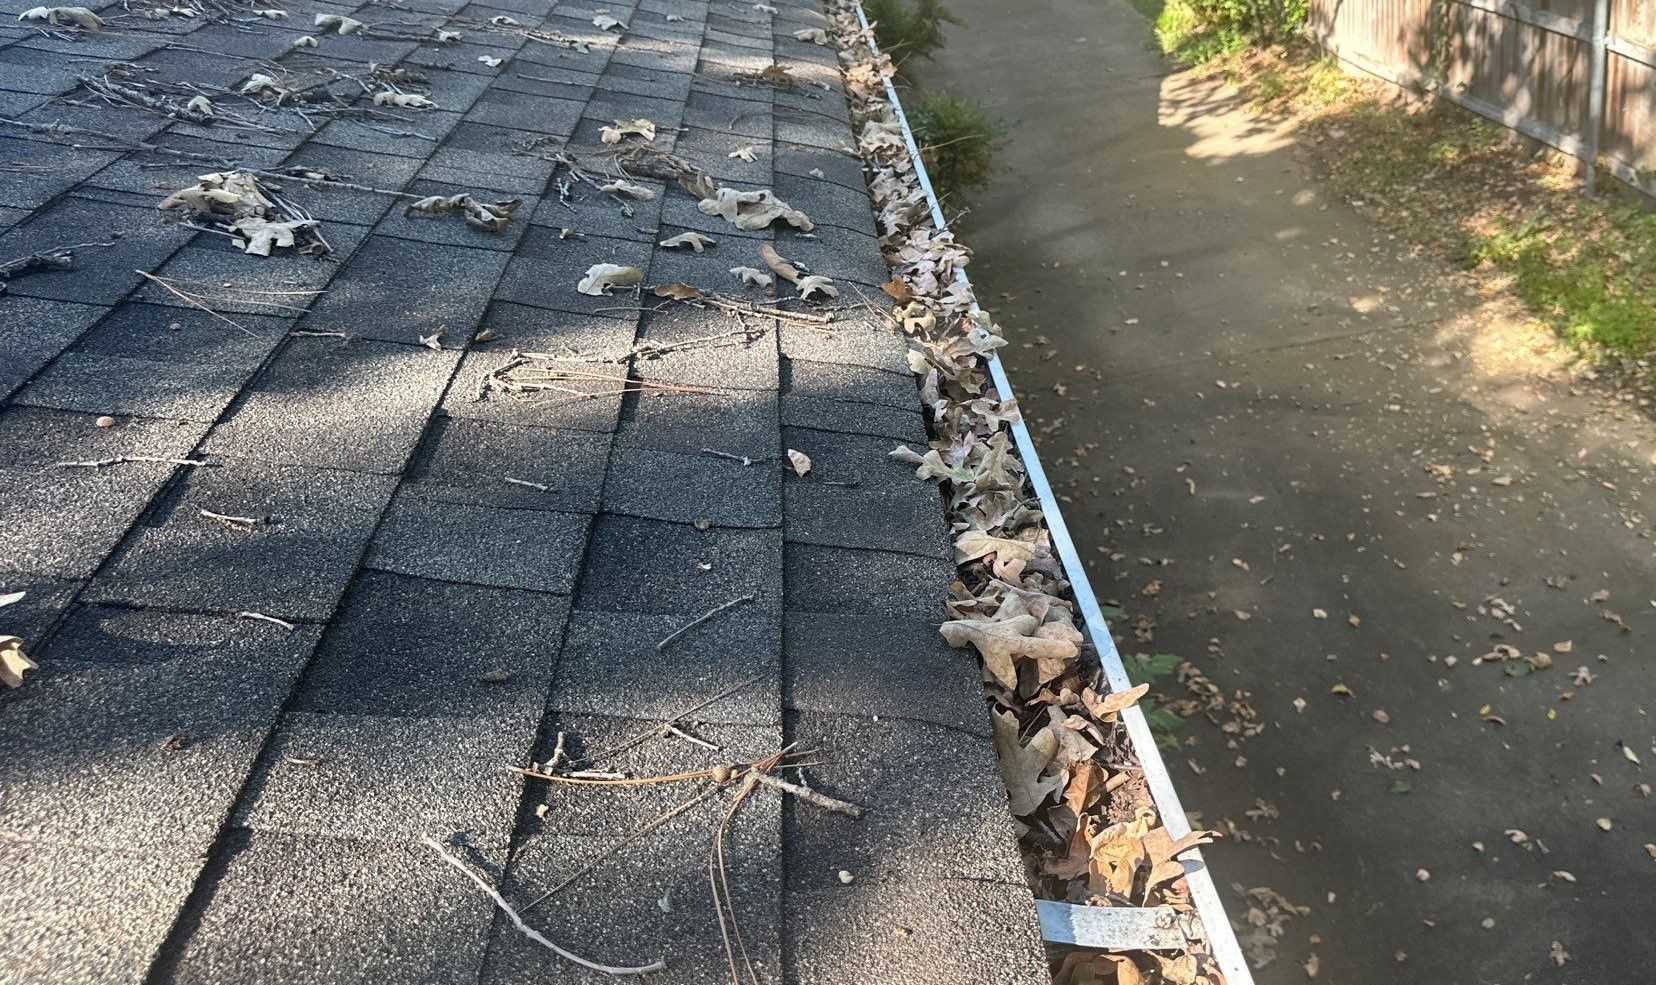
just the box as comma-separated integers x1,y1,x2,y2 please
158,170,328,257
404,193,522,234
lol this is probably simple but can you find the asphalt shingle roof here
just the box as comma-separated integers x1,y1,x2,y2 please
0,0,1050,979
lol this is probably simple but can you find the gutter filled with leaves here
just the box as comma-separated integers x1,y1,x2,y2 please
821,4,1256,982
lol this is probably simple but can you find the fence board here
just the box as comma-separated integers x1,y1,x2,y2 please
1310,0,1656,193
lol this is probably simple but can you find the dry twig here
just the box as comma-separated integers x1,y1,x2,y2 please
656,595,755,651
421,836,667,976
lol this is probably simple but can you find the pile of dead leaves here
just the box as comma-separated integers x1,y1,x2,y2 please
825,5,1224,980
159,170,328,256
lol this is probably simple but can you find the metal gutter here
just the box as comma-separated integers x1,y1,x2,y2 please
848,7,1255,981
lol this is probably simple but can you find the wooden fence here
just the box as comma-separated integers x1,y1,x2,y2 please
1306,0,1656,195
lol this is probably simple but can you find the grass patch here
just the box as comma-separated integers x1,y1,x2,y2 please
1216,46,1656,365
910,89,1007,208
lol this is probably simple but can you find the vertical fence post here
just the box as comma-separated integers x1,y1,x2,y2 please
1583,0,1611,194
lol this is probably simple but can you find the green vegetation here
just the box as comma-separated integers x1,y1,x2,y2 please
1138,0,1308,66
1219,49,1656,366
863,0,961,69
1123,652,1188,750
910,90,1007,208
1467,206,1656,355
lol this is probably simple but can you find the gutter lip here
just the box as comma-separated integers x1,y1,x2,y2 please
848,7,1256,979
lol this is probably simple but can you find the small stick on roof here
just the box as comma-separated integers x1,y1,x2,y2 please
655,594,755,652
421,836,667,976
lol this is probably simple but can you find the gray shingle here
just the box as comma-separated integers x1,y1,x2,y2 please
493,228,654,317
576,514,782,614
159,831,499,985
403,415,612,513
0,607,320,852
0,295,108,400
777,318,910,375
552,607,781,725
236,711,537,847
780,390,930,444
785,481,950,558
277,144,424,226
365,494,591,593
443,348,630,434
786,356,922,410
483,806,781,985
616,386,781,460
632,305,780,391
466,87,588,135
783,543,954,618
0,571,79,645
135,226,370,317
421,121,559,194
0,407,209,579
86,459,397,620
203,337,460,474
0,840,203,985
774,139,868,192
602,445,782,527
785,876,1048,985
68,302,290,369
299,235,511,347
0,134,120,210
785,711,1026,887
0,196,191,305
293,570,568,718
16,351,261,422
785,612,990,733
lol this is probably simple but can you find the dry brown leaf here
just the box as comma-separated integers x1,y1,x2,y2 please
729,266,773,289
658,231,715,252
758,242,801,284
18,5,102,29
372,91,438,109
600,118,656,144
881,277,916,304
1081,682,1151,718
795,274,838,302
954,530,1043,565
939,613,1078,690
697,187,812,231
652,282,703,301
576,263,643,296
991,709,1064,816
404,193,520,234
600,179,655,200
314,12,364,33
1063,761,1106,816
1,635,34,689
